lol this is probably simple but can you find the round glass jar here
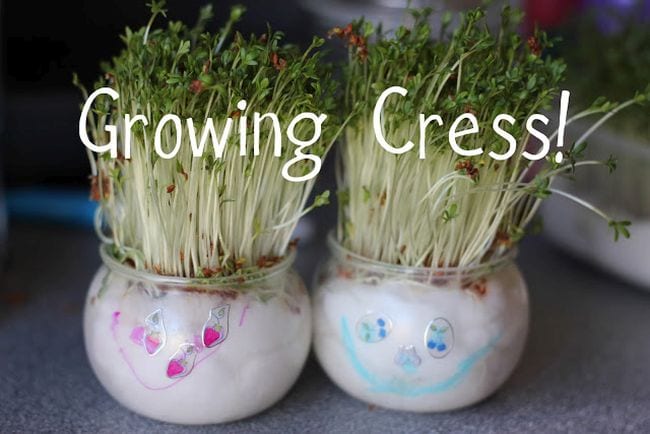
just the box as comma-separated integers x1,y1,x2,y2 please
84,245,311,424
312,234,529,412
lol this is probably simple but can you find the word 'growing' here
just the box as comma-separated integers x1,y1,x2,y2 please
79,87,327,182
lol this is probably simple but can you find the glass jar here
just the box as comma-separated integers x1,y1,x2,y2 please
84,245,311,424
313,234,529,412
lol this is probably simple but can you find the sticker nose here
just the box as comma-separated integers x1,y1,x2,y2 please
394,345,421,373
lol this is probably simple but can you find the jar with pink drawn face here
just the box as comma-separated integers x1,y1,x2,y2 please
84,245,310,424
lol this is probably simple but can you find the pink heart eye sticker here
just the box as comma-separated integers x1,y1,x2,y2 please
166,360,184,378
202,304,230,348
144,335,161,354
203,327,221,347
166,343,197,379
143,309,166,356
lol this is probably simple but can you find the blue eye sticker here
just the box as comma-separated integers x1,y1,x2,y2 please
356,312,392,343
425,318,454,358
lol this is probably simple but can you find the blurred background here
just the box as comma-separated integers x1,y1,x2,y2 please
1,0,648,277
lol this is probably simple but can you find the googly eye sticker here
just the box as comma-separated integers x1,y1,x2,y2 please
424,318,454,359
356,312,392,343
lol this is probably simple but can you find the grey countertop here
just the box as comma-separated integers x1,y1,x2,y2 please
1,222,649,433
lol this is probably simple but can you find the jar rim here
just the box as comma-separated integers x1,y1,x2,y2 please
327,232,516,278
99,243,296,287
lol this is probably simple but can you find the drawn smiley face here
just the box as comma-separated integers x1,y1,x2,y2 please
355,312,454,371
341,311,498,397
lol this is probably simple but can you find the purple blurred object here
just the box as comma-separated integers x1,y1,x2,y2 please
584,0,650,33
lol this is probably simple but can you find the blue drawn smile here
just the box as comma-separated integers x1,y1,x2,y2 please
340,316,500,397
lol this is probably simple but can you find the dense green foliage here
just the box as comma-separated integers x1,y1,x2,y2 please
335,7,633,267
76,1,339,278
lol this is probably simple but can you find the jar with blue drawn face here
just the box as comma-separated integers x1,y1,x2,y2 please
83,245,311,424
312,234,529,412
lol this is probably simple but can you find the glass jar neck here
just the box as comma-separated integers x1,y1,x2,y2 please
327,233,516,283
100,244,296,291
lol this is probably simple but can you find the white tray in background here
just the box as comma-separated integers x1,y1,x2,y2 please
541,125,650,289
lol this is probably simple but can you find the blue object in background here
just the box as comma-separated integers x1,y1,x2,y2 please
585,0,650,33
6,188,97,227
